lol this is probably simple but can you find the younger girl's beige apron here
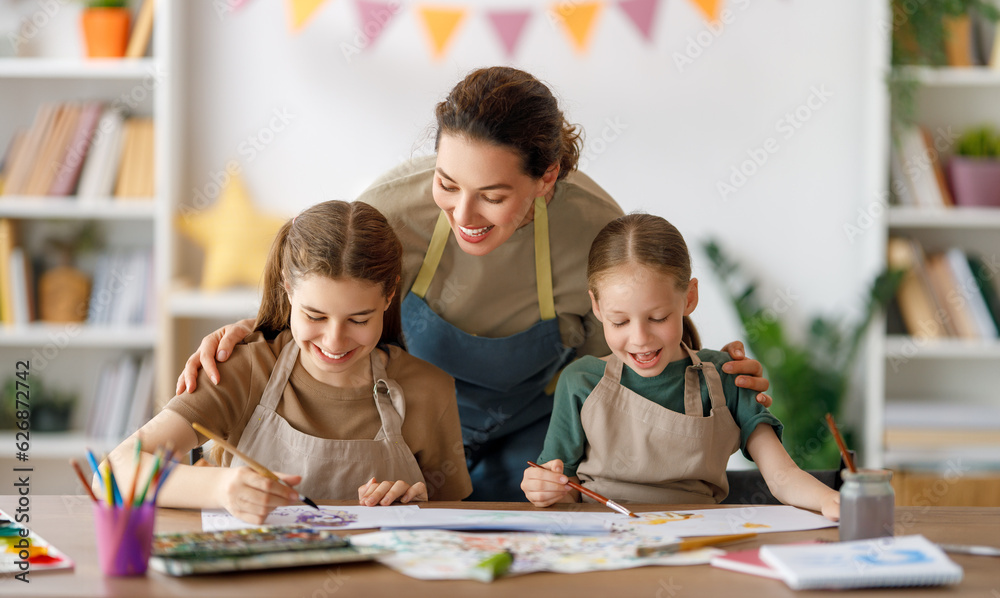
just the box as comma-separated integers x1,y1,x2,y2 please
575,344,740,504
230,342,425,500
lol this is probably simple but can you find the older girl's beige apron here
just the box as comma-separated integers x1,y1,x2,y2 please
230,342,425,500
575,344,740,504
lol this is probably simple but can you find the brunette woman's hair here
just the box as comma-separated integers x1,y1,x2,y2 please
434,66,581,181
254,200,403,345
587,213,701,350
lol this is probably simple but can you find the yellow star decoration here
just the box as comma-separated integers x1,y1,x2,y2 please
176,176,287,291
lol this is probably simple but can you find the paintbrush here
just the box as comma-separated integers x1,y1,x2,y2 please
192,422,320,510
526,461,637,518
636,532,757,557
825,413,856,473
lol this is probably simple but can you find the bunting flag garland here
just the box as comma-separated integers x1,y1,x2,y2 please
486,9,532,59
618,0,660,43
284,0,728,58
287,0,330,31
417,6,468,59
689,0,721,21
552,1,602,54
355,0,400,49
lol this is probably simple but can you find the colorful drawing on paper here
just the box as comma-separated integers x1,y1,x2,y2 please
293,509,358,527
379,508,611,535
348,529,722,580
0,509,74,574
201,504,420,532
610,506,835,537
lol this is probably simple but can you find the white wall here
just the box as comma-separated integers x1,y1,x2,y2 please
180,0,888,352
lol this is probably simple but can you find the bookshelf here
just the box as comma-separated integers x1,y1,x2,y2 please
872,65,1000,481
0,1,176,493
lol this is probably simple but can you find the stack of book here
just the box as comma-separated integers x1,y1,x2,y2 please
887,236,1000,341
0,218,34,325
86,352,156,443
86,248,154,327
889,125,955,209
0,103,154,200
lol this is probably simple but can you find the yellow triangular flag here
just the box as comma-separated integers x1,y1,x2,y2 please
287,0,329,32
417,6,467,59
552,1,602,54
689,0,721,21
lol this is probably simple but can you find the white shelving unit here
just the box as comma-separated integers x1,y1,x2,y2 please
870,67,1000,472
0,2,177,493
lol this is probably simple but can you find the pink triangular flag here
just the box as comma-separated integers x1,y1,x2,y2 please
486,10,532,58
618,0,660,43
355,0,400,49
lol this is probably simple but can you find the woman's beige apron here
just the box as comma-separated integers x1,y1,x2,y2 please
230,342,425,500
576,344,740,504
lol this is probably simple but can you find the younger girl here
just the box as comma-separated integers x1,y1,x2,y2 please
104,201,471,524
521,214,839,519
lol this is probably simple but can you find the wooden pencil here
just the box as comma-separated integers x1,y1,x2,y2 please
69,459,98,502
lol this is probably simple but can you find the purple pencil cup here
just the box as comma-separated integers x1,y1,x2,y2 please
92,502,156,576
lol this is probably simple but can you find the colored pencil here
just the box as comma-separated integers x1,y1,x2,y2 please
69,459,98,502
526,461,637,518
191,422,320,510
86,448,104,487
126,437,142,507
636,533,757,557
825,413,857,473
134,447,163,506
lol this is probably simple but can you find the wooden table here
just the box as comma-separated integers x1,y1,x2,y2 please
2,496,998,597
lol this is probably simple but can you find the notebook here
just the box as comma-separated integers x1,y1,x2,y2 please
759,535,963,590
709,541,818,579
150,524,388,576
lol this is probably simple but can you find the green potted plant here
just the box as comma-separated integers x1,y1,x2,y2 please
80,0,130,58
948,125,1000,207
703,241,902,470
888,0,999,128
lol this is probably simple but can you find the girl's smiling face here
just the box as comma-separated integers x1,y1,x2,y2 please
432,133,557,256
286,274,392,388
590,264,698,377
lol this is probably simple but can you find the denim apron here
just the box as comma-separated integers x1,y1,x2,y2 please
401,197,574,500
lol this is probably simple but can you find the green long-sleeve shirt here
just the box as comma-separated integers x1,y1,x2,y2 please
538,350,783,477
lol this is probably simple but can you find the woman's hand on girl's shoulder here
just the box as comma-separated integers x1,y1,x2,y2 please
175,318,256,395
358,477,427,506
719,340,773,407
217,467,301,525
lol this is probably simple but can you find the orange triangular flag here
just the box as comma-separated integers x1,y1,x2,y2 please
552,1,602,54
689,0,721,21
287,0,329,32
417,6,467,59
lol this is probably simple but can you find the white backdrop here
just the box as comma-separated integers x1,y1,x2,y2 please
178,0,890,353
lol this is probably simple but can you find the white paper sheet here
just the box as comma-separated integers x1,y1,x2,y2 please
379,507,616,535
201,505,421,531
608,505,837,537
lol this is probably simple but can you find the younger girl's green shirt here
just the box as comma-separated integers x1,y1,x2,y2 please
538,350,783,477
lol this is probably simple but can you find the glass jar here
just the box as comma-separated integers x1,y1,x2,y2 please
839,469,895,541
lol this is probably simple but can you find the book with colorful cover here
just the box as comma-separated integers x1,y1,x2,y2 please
0,508,74,575
759,535,963,590
709,540,818,579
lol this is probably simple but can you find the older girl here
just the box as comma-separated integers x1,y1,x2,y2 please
522,214,839,519
105,201,470,524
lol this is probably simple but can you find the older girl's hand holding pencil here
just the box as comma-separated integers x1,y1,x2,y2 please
520,459,581,507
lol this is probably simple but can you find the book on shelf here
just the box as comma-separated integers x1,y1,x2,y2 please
943,15,975,67
125,0,155,59
76,107,125,201
114,117,155,199
893,126,953,208
759,535,963,590
944,248,999,339
0,219,14,324
7,247,35,325
969,254,1000,332
923,253,972,338
887,237,947,339
884,401,1000,465
2,103,58,196
49,102,104,196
